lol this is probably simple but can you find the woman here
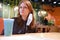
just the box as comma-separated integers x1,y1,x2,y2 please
13,0,36,34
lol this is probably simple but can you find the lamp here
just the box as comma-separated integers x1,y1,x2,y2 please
38,10,47,17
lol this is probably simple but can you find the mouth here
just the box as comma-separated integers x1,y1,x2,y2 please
21,11,24,13
20,12,24,15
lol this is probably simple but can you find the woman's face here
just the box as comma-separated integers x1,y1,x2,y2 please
19,2,30,17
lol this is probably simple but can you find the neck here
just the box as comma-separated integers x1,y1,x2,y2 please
22,16,27,21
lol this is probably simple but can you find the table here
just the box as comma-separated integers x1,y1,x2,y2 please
0,33,60,40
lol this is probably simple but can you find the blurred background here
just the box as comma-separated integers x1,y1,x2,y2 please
0,0,60,33
0,0,60,25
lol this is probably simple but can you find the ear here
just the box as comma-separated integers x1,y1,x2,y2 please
26,13,33,26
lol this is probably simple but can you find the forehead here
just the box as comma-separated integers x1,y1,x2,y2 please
20,2,27,7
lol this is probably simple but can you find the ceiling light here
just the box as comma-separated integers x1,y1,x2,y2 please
58,2,60,4
42,0,44,2
53,1,56,4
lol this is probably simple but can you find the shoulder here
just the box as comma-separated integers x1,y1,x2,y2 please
11,17,18,19
11,17,19,23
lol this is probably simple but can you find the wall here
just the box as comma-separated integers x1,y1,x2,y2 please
42,4,60,26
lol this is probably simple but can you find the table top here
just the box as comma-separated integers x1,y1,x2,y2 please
0,32,60,40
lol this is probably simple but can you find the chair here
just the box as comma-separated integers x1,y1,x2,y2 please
0,18,4,34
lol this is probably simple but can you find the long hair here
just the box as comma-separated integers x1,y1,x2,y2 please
18,0,34,16
17,0,35,29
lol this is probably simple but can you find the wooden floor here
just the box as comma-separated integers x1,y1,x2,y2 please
0,32,60,40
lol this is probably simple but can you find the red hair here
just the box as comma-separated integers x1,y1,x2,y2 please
18,0,34,17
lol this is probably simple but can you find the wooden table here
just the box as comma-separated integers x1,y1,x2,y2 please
0,33,60,40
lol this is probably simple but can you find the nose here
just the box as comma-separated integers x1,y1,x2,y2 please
21,8,24,11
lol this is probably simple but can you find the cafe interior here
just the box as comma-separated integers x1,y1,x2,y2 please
0,0,60,40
